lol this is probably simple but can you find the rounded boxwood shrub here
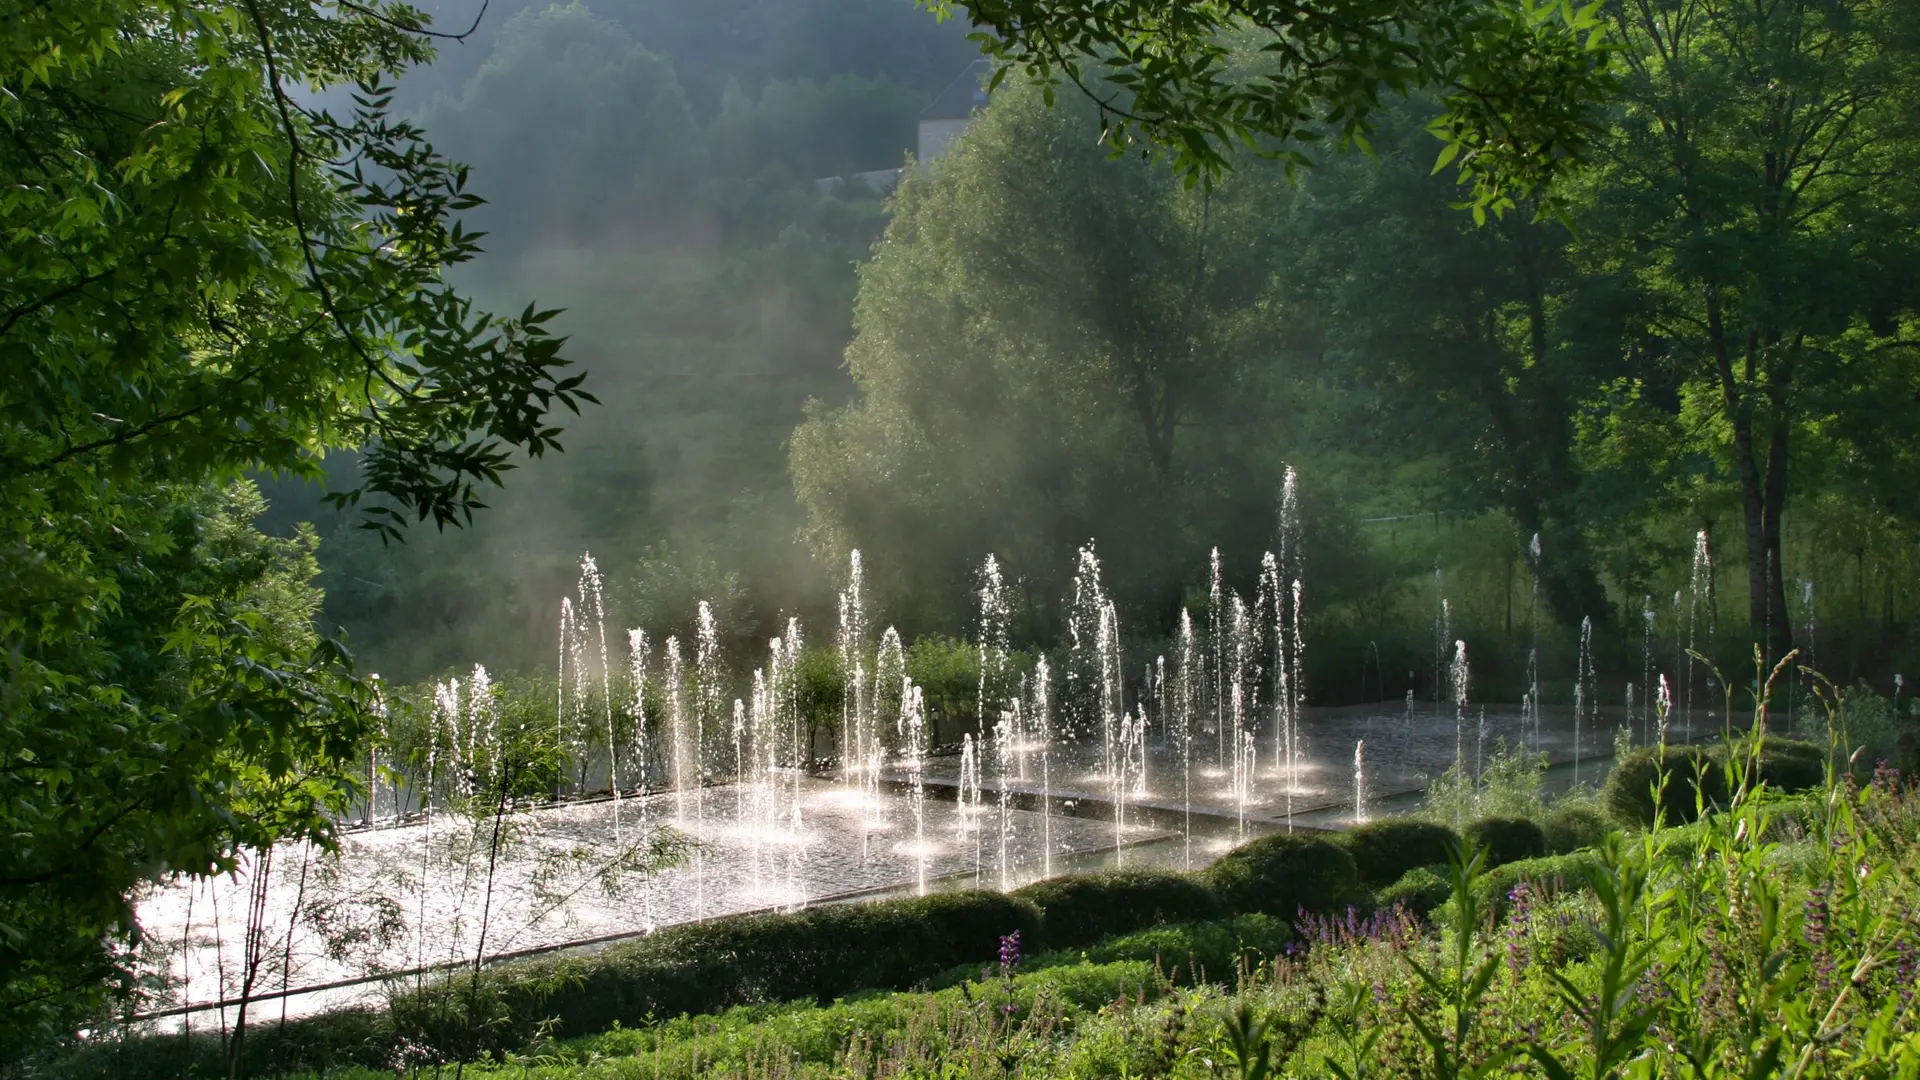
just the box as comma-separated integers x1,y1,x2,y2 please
1336,820,1461,888
1202,831,1365,919
1471,852,1603,916
1602,745,1727,828
1542,805,1607,854
1083,914,1292,980
1013,868,1222,950
1464,816,1546,867
1377,864,1451,916
1750,737,1827,793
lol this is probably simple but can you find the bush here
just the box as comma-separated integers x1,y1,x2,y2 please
1014,869,1221,950
1748,737,1827,793
1602,745,1727,828
33,1006,391,1080
1542,805,1608,854
1464,817,1546,867
390,889,1042,1059
1336,820,1461,888
1202,832,1365,919
1080,915,1291,980
1605,740,1831,829
1377,865,1451,917
1471,852,1603,915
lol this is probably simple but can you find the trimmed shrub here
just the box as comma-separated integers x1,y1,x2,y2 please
1081,914,1291,981
1464,817,1546,867
390,889,1042,1059
1014,869,1222,950
34,1006,391,1080
1605,740,1830,829
1377,865,1451,917
1471,852,1603,915
1542,805,1607,854
1202,832,1365,919
1336,820,1461,888
1602,745,1727,828
1750,738,1827,793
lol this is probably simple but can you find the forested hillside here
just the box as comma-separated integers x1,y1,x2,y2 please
295,0,1920,705
275,0,975,678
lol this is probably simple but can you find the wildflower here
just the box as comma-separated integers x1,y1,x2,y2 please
999,930,1022,977
1505,881,1533,979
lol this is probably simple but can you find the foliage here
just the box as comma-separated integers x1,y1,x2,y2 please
384,889,1043,1057
1013,869,1224,949
920,0,1617,218
1377,865,1453,917
1419,740,1551,829
1462,816,1547,868
0,482,370,1049
1202,832,1367,919
1601,745,1726,828
791,80,1380,638
1335,820,1461,889
1540,804,1607,854
1076,914,1292,981
1,0,591,1046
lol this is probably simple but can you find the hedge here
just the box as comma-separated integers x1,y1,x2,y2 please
1377,865,1451,917
1335,820,1461,889
53,828,1390,1077
1542,805,1608,854
1464,817,1547,867
1603,739,1830,828
1471,852,1604,916
1012,869,1222,950
34,1005,391,1080
1079,914,1292,981
1202,832,1366,919
389,889,1043,1059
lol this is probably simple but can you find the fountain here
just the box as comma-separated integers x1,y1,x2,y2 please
1451,640,1469,773
1352,740,1369,824
1032,658,1055,879
900,679,930,894
1174,610,1198,868
1686,528,1714,741
140,472,1709,1029
1575,615,1595,785
958,733,982,885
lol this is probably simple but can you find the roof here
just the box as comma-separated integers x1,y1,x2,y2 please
919,59,993,121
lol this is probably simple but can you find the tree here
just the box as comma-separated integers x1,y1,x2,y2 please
790,84,1357,633
919,0,1617,216
1,0,588,1048
1579,0,1920,656
1268,104,1643,628
416,1,705,249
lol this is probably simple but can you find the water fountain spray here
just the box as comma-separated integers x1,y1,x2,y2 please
1352,740,1369,824
978,554,1012,760
1208,547,1226,770
902,679,929,895
958,733,982,886
838,551,874,812
1032,657,1054,879
1575,615,1595,786
1450,640,1469,776
1686,529,1713,741
1174,610,1197,869
1525,533,1542,753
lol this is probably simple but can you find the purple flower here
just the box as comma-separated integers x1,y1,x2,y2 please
999,930,1022,977
1505,881,1534,979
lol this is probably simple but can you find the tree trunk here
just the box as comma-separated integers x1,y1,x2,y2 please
1710,298,1796,665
